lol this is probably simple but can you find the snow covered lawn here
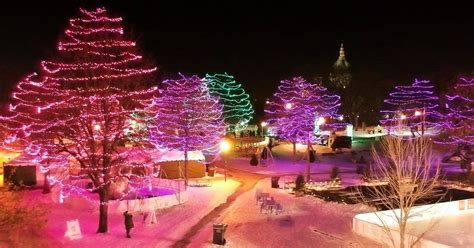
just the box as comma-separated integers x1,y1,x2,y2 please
37,178,240,247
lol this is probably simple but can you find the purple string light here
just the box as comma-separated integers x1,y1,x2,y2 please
380,79,443,135
265,76,341,144
438,77,474,145
148,74,226,155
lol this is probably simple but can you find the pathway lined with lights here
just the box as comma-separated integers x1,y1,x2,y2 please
172,167,265,248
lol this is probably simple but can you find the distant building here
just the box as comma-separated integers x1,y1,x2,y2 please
329,42,352,89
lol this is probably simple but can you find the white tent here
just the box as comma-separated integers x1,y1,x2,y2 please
151,150,205,162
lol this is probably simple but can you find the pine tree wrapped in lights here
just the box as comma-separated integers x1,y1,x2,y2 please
3,7,158,233
148,74,225,186
265,77,340,180
380,79,443,136
439,76,474,145
204,73,254,132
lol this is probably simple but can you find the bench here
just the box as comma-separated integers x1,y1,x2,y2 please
190,178,212,187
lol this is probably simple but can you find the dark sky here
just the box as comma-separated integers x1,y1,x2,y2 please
1,1,473,120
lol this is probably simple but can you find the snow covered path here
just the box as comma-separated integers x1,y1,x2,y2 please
172,168,265,247
179,166,379,247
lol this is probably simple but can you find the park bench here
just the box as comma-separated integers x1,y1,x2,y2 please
190,178,212,187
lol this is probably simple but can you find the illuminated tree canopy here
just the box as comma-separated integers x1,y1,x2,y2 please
380,79,443,136
205,73,254,132
148,74,225,186
1,7,158,233
439,76,474,145
265,76,341,144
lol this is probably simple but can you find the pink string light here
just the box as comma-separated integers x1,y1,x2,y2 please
1,7,159,209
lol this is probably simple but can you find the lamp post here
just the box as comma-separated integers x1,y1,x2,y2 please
306,117,325,181
260,121,267,138
220,140,231,182
422,107,425,136
414,108,425,136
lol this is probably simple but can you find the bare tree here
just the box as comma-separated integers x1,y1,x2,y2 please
359,136,443,248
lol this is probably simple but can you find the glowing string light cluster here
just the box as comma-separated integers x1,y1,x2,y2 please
45,7,156,83
380,79,443,135
204,73,254,132
265,76,341,144
438,76,474,145
1,7,159,233
148,74,225,155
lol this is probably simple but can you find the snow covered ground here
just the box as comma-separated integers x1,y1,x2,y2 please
221,143,368,187
404,210,474,247
19,142,471,247
187,178,379,247
36,178,240,248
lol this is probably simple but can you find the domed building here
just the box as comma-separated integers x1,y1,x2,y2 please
329,42,352,89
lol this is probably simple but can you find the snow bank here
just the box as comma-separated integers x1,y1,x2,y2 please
35,177,240,247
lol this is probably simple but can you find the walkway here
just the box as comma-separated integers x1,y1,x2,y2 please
172,167,265,247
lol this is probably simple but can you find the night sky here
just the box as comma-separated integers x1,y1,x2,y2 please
1,2,473,122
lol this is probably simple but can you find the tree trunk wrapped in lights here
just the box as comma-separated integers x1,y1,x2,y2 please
265,76,340,181
2,7,158,233
148,74,225,187
204,73,254,132
380,79,443,137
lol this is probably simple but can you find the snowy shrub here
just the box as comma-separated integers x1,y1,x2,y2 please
295,174,305,191
250,154,258,166
330,167,340,180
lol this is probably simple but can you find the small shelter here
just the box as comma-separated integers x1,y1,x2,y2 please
151,151,206,179
3,152,41,186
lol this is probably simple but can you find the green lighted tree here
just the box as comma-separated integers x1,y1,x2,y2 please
205,73,254,132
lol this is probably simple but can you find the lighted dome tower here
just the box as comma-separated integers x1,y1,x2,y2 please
329,42,352,89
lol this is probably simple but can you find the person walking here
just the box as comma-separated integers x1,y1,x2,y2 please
124,211,134,238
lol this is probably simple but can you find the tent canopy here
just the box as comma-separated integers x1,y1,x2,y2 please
153,150,205,162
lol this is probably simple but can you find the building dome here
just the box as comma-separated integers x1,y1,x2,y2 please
329,42,352,89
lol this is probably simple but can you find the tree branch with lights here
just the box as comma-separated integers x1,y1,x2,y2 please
148,74,225,187
205,73,254,132
265,76,340,181
380,79,443,137
1,7,158,233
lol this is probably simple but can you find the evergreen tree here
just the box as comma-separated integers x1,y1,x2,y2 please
205,73,254,132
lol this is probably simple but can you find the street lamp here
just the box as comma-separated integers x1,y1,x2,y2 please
316,117,326,126
284,103,293,110
220,140,231,182
261,121,268,137
415,108,426,136
400,114,407,120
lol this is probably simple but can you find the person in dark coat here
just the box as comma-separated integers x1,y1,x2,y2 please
124,211,134,238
